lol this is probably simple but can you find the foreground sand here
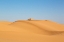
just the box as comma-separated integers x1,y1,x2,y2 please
0,20,64,42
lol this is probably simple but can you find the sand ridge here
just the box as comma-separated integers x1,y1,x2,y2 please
10,20,64,35
0,19,64,42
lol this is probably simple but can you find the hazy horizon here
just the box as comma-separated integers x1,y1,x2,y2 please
0,0,64,24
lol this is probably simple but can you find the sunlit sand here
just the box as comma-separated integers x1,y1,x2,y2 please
0,18,64,42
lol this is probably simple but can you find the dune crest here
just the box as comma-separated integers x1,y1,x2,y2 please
10,20,64,35
0,19,64,42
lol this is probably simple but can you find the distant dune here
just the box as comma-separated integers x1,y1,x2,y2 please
0,21,11,25
0,19,64,42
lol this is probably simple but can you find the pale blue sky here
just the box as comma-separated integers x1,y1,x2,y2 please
0,0,64,24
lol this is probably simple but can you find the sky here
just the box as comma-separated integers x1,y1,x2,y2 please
0,0,64,24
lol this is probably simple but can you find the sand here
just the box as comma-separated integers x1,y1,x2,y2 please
0,20,64,42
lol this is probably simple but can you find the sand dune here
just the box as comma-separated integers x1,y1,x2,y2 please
0,19,64,42
0,21,11,25
10,20,64,35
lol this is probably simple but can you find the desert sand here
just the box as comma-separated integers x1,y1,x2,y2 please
0,18,64,42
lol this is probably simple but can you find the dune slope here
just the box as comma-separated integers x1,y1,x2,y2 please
10,20,64,35
0,20,64,42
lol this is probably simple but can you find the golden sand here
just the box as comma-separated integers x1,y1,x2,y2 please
0,19,64,42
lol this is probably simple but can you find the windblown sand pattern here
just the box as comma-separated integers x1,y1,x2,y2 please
0,19,64,42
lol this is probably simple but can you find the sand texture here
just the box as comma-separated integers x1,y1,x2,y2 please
0,20,64,42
